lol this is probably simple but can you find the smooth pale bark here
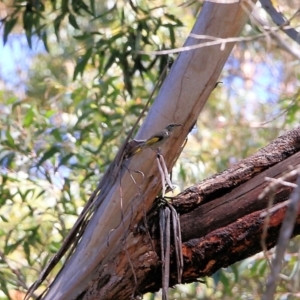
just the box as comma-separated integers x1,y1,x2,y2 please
43,1,257,299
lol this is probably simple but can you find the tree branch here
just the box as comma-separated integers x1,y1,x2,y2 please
172,126,300,215
78,126,300,299
251,7,300,60
141,127,300,294
78,127,300,299
260,0,300,44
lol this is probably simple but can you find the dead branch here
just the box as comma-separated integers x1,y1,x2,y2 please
80,127,300,299
140,127,300,295
172,126,300,215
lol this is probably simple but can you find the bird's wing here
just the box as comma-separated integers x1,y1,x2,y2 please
144,135,164,146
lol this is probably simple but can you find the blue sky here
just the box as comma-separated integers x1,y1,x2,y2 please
0,33,44,92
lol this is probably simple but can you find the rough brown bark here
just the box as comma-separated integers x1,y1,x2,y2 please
81,128,300,299
172,126,300,215
140,126,300,294
177,127,300,241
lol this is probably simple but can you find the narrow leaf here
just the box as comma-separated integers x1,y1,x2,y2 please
23,107,35,127
73,47,93,79
69,14,80,29
36,146,60,167
3,17,18,44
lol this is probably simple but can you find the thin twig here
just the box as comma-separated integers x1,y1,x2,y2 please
262,175,300,300
265,177,298,188
260,168,300,269
0,250,30,292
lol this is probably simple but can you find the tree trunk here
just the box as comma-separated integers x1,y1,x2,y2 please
38,1,261,299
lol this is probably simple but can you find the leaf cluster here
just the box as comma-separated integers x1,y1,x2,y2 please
2,0,185,95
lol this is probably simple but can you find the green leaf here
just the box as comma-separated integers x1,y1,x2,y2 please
219,270,232,295
5,131,15,148
258,259,267,276
44,109,56,118
23,241,31,265
26,225,41,244
0,151,15,168
0,215,8,222
103,52,117,74
0,277,10,298
4,238,24,255
35,190,46,199
164,13,184,26
69,14,80,29
73,33,92,40
59,153,74,167
36,146,60,167
54,14,66,41
169,26,175,47
18,188,34,202
23,107,35,127
73,48,93,79
3,17,18,45
230,264,239,282
23,11,33,48
51,128,63,142
71,0,92,15
6,95,18,105
41,30,50,52
90,0,95,15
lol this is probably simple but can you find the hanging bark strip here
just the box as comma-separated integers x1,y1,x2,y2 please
139,127,300,294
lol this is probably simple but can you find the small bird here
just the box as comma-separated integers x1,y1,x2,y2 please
143,123,182,150
126,123,182,157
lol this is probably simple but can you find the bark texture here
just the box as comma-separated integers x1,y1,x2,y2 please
39,1,262,299
140,126,300,294
83,128,300,299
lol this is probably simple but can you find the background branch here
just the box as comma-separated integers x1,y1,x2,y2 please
260,0,300,44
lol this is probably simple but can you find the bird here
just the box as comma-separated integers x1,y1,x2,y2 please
126,123,182,158
143,123,182,150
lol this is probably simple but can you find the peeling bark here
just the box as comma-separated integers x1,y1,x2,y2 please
140,127,300,294
172,126,300,214
82,128,300,299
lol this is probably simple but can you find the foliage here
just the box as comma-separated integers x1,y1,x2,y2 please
2,0,187,96
0,0,300,299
